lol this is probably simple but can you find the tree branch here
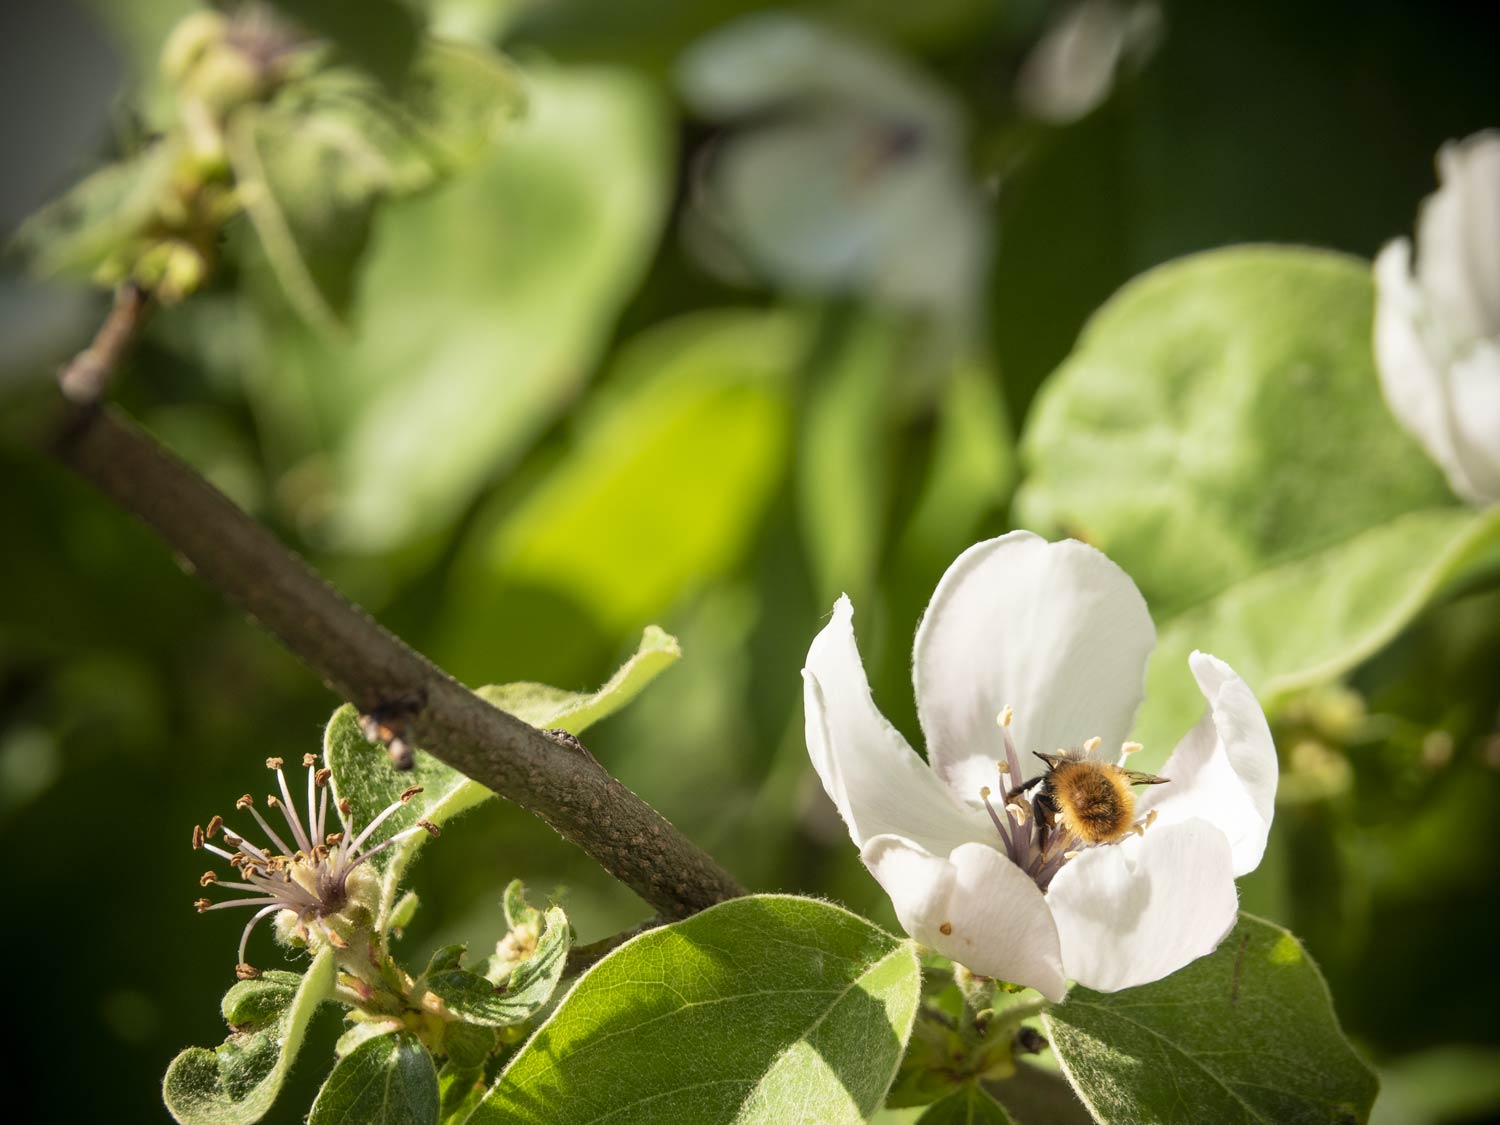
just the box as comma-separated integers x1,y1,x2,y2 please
46,305,745,920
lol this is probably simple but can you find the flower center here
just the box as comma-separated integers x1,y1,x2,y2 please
978,708,1162,891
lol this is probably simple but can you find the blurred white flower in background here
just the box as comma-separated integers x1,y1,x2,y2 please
676,15,988,328
1015,0,1163,125
1375,130,1500,504
802,532,1277,1001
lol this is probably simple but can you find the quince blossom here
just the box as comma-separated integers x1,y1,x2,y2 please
802,532,1277,1000
1375,129,1500,504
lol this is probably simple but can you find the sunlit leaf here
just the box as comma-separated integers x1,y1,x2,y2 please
441,309,805,646
308,1031,439,1125
469,895,921,1124
915,1083,1016,1124
163,948,336,1125
1045,914,1378,1125
423,906,570,1026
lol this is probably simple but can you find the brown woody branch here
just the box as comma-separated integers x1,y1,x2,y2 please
47,293,744,920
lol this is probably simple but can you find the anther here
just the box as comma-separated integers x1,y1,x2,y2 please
315,768,331,788
1005,802,1029,825
979,786,992,798
1064,850,1081,860
399,785,424,803
1121,741,1143,756
1083,736,1101,753
998,759,1011,776
192,825,204,850
338,798,352,816
236,794,253,810
939,922,953,936
302,753,317,768
326,832,343,847
235,963,261,980
265,794,281,809
194,898,212,912
265,757,283,770
199,871,218,886
996,705,1014,728
206,815,223,838
417,819,440,837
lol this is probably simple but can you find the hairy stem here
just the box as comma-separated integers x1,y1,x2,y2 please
46,300,744,920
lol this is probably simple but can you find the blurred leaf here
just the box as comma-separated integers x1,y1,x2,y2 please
308,1031,439,1125
469,895,921,1124
261,64,669,551
163,948,336,1125
263,0,420,88
423,906,570,1026
13,140,178,280
1136,506,1500,759
1045,914,1378,1125
443,309,805,639
439,1061,487,1123
324,626,680,920
1015,247,1493,761
799,312,901,605
915,1084,1016,1124
1371,1045,1500,1125
1019,247,1452,615
233,42,523,331
477,624,681,733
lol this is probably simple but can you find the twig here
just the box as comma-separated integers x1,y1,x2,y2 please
46,306,745,921
58,285,150,403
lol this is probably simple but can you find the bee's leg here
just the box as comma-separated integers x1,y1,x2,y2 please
1003,773,1045,805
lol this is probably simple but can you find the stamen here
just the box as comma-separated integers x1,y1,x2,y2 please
996,705,1013,728
1121,741,1143,756
1083,736,1101,753
238,903,286,965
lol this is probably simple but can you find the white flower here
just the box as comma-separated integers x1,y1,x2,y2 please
1374,129,1500,504
802,532,1277,1001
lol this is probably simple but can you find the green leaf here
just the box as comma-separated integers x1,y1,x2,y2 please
1044,914,1378,1125
1135,506,1500,757
438,1062,487,1123
915,1084,1016,1124
1019,247,1452,615
424,906,570,1027
1015,247,1493,761
440,309,805,647
262,66,669,552
323,626,680,924
468,895,922,1124
163,947,336,1125
477,625,680,734
309,1031,440,1125
14,141,178,280
798,312,901,606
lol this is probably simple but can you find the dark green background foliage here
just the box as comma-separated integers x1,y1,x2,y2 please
2,1,1499,1122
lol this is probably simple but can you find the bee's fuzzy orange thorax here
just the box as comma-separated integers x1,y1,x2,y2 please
1047,760,1137,845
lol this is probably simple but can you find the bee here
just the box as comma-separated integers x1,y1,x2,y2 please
1011,748,1168,847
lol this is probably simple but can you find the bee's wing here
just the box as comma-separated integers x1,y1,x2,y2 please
1121,769,1169,786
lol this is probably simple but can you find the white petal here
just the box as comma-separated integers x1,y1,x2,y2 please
804,596,990,853
1136,653,1277,876
913,532,1155,804
1374,239,1482,501
1421,133,1500,343
1447,340,1500,503
862,835,1067,1001
1046,818,1237,993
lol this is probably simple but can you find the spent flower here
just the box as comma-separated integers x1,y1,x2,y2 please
802,532,1277,1000
192,753,438,977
